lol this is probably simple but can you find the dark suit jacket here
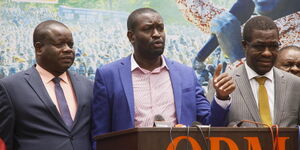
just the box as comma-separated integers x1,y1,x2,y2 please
0,66,93,150
92,56,229,138
228,65,300,127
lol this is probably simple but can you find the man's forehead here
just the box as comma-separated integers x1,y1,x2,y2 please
251,29,279,40
281,49,300,57
135,12,163,24
43,26,72,41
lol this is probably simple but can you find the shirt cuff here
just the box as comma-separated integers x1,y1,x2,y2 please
214,95,231,109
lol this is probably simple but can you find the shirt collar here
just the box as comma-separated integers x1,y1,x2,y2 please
244,62,274,82
130,54,169,72
36,64,69,84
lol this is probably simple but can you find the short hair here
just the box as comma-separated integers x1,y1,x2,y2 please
279,45,300,52
33,20,69,45
243,16,279,42
127,8,159,31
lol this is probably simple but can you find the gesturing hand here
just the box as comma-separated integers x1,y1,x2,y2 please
213,64,236,100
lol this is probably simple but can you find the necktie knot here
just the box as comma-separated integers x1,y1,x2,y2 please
255,76,267,85
52,77,61,84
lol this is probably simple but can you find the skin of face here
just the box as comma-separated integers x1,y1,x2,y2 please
127,11,166,60
243,29,279,75
35,24,75,76
275,48,300,77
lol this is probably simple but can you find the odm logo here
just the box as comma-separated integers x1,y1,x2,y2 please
166,136,289,150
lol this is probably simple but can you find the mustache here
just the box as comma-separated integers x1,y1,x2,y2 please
152,39,164,44
61,55,74,59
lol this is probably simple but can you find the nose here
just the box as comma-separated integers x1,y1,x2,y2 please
62,44,74,53
290,65,300,75
261,47,273,57
152,28,161,38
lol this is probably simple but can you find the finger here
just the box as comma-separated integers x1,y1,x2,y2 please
214,73,230,87
223,84,236,93
213,64,223,80
219,79,234,91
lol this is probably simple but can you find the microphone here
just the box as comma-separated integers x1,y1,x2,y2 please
192,121,210,128
192,121,210,150
154,114,165,122
232,121,244,127
153,114,171,127
192,121,201,127
231,120,261,127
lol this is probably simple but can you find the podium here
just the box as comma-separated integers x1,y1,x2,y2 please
94,127,298,150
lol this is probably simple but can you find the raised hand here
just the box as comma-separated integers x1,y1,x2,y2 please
213,64,236,100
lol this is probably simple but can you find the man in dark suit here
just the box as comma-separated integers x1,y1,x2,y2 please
226,16,300,127
92,8,236,143
0,20,93,150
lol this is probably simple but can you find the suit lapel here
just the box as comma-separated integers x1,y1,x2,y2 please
68,72,83,130
24,66,69,131
235,65,261,122
273,68,287,125
119,56,135,124
165,58,182,123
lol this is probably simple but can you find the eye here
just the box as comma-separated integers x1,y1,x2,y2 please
142,26,152,31
252,44,265,51
282,62,293,67
53,42,74,49
157,25,164,32
268,44,280,50
283,63,291,67
53,43,65,48
68,42,74,48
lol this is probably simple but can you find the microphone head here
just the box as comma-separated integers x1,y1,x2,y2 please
154,114,165,121
234,121,244,127
191,121,202,127
153,114,171,127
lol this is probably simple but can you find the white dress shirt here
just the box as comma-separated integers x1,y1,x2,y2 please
244,63,275,122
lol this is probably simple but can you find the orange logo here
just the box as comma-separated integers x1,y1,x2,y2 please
166,136,289,150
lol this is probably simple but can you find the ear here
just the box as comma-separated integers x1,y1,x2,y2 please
241,40,247,49
34,42,43,56
127,30,135,44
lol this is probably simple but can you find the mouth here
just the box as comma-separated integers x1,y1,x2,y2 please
61,56,74,63
152,40,164,48
257,60,273,66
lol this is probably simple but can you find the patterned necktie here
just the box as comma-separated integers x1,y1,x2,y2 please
255,76,272,126
53,77,73,128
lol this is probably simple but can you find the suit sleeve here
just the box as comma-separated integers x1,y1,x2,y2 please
0,81,15,150
194,73,229,126
91,68,111,149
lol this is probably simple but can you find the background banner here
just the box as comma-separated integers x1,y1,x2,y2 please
12,0,58,4
0,0,299,90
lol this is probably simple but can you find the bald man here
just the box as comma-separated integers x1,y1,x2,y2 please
275,45,300,77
